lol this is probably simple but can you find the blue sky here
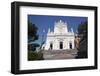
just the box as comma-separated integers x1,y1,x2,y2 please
28,15,87,45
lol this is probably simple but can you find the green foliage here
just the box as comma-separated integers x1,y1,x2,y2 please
76,22,88,58
28,21,43,60
28,21,38,42
78,21,87,35
28,43,40,51
28,51,44,61
28,21,40,51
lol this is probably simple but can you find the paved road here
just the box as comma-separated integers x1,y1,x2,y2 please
42,49,78,60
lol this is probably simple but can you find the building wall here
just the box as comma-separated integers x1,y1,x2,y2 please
44,20,75,50
44,35,75,50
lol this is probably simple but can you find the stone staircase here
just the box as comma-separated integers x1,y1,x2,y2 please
42,49,78,60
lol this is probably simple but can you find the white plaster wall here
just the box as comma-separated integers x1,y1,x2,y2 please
45,35,75,50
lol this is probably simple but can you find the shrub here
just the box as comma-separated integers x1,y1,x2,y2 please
28,51,44,61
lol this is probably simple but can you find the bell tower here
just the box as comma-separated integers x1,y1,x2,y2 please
54,20,68,34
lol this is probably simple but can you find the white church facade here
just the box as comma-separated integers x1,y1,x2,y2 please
44,20,75,50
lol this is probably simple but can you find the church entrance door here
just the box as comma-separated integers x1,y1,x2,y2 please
60,42,63,49
50,43,53,50
69,43,72,49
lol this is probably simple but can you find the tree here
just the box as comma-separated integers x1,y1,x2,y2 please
78,21,87,39
28,21,38,43
28,43,40,51
76,21,88,58
28,21,39,51
28,21,43,61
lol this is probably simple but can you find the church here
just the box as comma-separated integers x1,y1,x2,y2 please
44,20,75,50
